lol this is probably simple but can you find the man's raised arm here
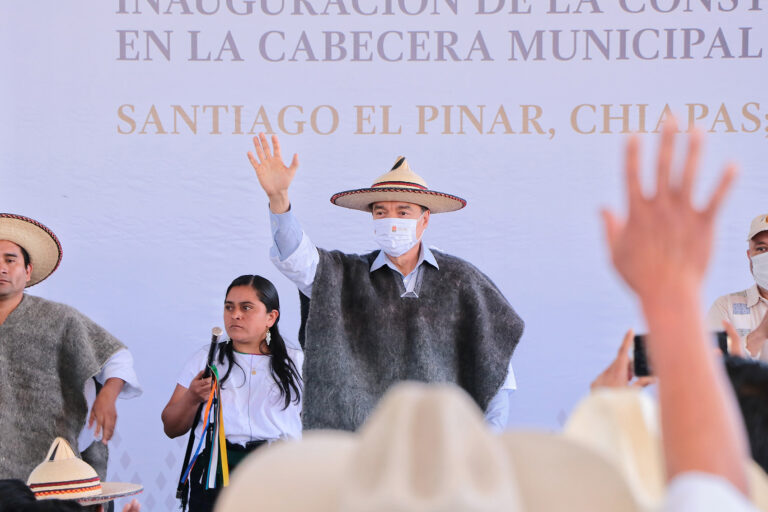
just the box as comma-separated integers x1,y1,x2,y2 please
248,133,318,298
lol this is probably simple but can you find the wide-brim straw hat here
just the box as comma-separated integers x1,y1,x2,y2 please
564,388,768,511
215,383,642,512
330,157,466,214
0,213,62,286
27,437,142,505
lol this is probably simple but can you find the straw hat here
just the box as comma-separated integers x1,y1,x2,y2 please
0,213,62,286
27,437,142,505
215,383,641,512
747,213,768,241
564,388,768,511
330,157,466,214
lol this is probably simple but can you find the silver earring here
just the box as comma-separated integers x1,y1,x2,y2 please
265,330,271,346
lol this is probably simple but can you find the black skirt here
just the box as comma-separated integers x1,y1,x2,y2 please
188,440,267,512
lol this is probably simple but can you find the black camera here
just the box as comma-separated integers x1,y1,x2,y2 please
634,331,728,377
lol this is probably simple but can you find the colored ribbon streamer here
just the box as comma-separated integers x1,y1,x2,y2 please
218,386,229,487
179,364,229,489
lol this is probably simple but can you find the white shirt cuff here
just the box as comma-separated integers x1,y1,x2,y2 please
94,348,142,399
500,361,517,390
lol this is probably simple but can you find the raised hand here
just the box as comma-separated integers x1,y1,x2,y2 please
590,329,656,390
121,498,141,512
745,310,768,357
247,133,299,214
601,119,737,300
723,320,746,358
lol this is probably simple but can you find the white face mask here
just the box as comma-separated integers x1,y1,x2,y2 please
373,216,422,257
752,252,768,290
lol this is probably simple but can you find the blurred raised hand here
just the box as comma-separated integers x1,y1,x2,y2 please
601,120,736,300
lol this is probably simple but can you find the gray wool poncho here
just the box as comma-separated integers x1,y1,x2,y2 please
299,248,524,431
0,294,124,479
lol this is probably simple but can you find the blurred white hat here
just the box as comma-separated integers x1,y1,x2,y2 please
564,388,768,511
215,382,641,512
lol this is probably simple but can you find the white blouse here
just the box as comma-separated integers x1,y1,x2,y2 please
177,344,304,446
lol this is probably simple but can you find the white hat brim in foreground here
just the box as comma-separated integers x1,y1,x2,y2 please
215,432,356,512
215,383,642,512
0,213,62,287
215,431,642,512
331,188,466,213
501,431,644,512
75,482,144,505
564,388,768,511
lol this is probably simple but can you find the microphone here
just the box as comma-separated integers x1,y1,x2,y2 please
202,327,223,378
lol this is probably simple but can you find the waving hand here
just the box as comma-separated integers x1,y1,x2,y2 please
247,133,299,214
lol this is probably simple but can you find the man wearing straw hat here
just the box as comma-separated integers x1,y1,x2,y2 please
0,214,141,482
247,134,523,432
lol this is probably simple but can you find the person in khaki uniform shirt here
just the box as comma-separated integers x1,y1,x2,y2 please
707,213,768,361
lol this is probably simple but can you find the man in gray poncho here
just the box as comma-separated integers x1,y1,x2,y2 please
247,134,524,432
0,213,141,480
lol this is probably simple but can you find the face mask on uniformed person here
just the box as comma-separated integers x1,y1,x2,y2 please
373,216,422,257
752,252,768,290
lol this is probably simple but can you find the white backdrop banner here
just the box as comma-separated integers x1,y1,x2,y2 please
1,1,767,509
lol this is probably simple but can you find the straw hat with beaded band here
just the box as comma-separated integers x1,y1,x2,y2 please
330,157,467,213
27,437,142,505
0,213,62,287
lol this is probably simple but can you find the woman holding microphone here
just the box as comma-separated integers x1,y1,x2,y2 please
162,274,303,512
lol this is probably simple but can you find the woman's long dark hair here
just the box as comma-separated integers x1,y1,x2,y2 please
217,275,302,409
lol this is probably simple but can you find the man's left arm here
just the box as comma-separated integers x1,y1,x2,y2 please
89,349,142,444
454,256,524,431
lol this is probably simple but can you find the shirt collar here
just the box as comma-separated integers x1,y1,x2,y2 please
747,283,766,307
370,244,439,275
